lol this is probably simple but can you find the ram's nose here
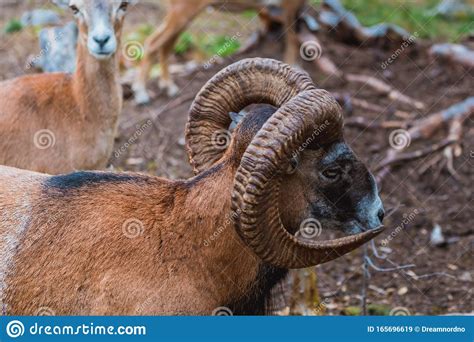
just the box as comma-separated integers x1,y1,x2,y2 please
367,200,385,230
356,194,385,231
377,208,385,224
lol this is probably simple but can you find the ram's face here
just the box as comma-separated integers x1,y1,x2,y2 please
280,141,384,236
66,0,131,59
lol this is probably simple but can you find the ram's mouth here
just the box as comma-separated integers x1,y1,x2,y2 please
305,218,382,237
342,219,383,235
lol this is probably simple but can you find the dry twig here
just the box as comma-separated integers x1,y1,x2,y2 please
345,73,425,110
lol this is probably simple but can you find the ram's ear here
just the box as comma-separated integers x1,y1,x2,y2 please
52,0,70,9
229,111,245,132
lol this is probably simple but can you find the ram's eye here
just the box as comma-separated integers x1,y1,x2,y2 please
119,1,129,11
321,167,341,180
286,156,299,175
70,5,80,15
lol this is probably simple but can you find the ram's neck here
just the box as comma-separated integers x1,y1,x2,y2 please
183,161,242,251
181,160,270,311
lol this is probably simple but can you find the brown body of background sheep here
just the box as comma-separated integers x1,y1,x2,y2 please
0,0,133,174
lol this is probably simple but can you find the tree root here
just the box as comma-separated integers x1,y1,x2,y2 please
376,97,474,182
345,73,425,110
296,29,424,110
332,92,413,120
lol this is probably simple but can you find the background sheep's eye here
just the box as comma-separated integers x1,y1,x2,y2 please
70,5,79,15
119,2,129,11
322,168,340,180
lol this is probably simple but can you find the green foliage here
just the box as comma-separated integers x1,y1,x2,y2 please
343,304,391,315
205,35,241,57
125,24,155,45
367,304,391,316
136,23,155,38
173,31,241,58
4,19,23,34
310,0,473,42
242,9,258,19
344,306,362,315
174,32,194,55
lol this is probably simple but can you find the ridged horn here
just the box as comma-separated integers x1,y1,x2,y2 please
231,89,384,268
185,58,316,174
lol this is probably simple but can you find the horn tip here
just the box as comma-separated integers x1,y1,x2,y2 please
368,225,385,236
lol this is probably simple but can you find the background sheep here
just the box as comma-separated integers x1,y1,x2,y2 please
132,0,305,103
0,0,132,174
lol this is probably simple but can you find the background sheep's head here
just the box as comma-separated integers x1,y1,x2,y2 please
185,58,385,269
55,0,132,59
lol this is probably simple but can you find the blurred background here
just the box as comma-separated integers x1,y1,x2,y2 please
0,0,472,315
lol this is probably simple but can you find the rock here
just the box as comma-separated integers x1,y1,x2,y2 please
430,223,447,247
52,0,70,9
429,43,474,68
319,0,414,43
369,284,387,295
126,157,144,166
30,22,78,73
397,286,408,295
379,246,393,254
459,271,472,282
429,0,474,19
361,23,412,40
21,9,60,27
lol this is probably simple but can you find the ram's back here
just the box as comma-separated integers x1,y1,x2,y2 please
0,166,45,298
0,168,183,314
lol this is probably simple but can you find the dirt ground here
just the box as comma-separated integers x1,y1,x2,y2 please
0,1,472,315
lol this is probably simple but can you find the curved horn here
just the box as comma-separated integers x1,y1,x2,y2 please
231,89,384,268
185,58,316,174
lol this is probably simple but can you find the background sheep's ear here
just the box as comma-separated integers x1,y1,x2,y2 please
52,0,70,9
